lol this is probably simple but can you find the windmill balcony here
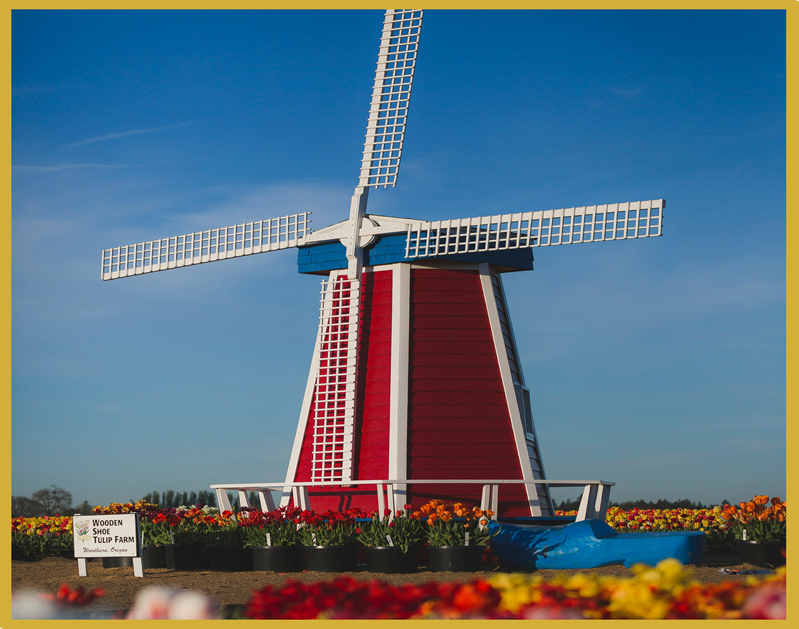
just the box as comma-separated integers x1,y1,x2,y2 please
211,478,614,523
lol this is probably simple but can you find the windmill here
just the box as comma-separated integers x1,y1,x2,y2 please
101,10,664,518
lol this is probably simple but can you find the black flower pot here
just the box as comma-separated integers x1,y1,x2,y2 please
735,540,786,569
165,544,208,570
429,545,483,572
251,545,303,572
102,556,134,568
366,546,418,573
208,544,253,571
304,545,358,572
141,545,166,569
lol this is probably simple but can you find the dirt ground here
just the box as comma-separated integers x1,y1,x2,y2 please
12,554,775,617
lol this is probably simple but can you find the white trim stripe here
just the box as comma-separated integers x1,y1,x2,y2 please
388,264,410,485
478,263,544,517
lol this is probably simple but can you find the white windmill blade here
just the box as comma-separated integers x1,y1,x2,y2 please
358,9,423,189
100,212,311,280
405,199,665,259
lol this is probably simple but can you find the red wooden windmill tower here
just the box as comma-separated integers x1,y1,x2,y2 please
100,10,664,518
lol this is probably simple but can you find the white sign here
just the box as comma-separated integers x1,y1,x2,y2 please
73,513,139,558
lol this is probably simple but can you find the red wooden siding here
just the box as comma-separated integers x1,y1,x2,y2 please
292,270,392,512
406,268,531,517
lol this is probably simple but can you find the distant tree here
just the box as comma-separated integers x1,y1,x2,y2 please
12,496,45,518
556,496,715,512
198,490,216,507
72,500,93,515
555,495,583,512
164,490,175,508
188,491,198,506
31,486,72,516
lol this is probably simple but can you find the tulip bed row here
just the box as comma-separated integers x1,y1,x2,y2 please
13,560,786,620
556,506,737,554
11,515,74,560
13,504,741,561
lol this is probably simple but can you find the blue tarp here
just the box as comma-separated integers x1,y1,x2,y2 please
488,519,706,569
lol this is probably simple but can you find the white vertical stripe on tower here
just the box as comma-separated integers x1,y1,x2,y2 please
388,264,411,502
478,263,547,517
489,269,552,514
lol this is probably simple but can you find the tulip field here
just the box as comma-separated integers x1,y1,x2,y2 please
12,560,787,619
11,502,787,619
241,560,786,619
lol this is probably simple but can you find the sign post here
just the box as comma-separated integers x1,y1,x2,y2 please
73,513,144,577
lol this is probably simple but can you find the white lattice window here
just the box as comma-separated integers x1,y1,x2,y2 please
311,272,360,483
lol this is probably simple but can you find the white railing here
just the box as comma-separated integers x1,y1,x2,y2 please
210,478,614,522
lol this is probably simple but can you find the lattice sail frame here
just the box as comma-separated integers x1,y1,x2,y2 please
405,200,664,258
100,213,311,280
358,9,423,189
310,271,361,484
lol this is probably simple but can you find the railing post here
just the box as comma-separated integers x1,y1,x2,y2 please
491,484,499,520
386,484,396,518
238,490,250,509
480,485,491,512
376,483,385,517
595,483,611,520
257,490,277,512
216,488,233,512
576,484,598,521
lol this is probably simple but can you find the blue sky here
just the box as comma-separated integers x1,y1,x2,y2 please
12,9,785,509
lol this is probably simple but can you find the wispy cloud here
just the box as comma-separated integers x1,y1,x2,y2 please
12,83,53,98
607,84,647,99
12,163,136,173
66,122,194,147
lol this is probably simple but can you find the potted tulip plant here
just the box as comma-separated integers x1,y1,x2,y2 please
298,508,366,572
241,506,303,572
207,510,251,571
358,506,425,573
164,506,217,570
721,495,786,568
138,511,171,568
418,499,496,572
